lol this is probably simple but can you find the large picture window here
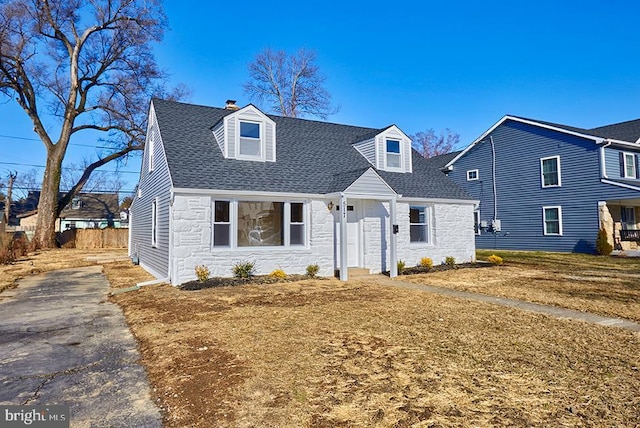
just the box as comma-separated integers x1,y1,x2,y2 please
543,206,562,235
213,200,306,248
409,206,429,243
540,156,561,187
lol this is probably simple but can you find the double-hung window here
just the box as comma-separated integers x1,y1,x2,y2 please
621,206,636,230
213,200,306,248
239,121,261,158
543,206,562,235
623,153,637,179
386,139,401,169
213,201,231,247
409,206,429,243
540,156,561,187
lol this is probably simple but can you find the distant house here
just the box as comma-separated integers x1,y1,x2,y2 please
129,99,477,285
441,115,640,253
16,192,123,232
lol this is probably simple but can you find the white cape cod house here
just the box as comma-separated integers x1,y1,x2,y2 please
129,99,476,285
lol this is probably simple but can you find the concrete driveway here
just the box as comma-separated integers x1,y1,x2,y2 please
0,265,162,427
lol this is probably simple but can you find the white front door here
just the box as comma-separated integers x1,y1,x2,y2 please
336,204,361,268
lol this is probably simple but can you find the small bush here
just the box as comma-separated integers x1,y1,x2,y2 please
595,227,613,256
232,261,255,278
194,265,210,282
0,234,29,265
269,268,287,279
306,264,319,278
397,260,406,275
445,256,456,268
419,257,433,269
487,254,504,266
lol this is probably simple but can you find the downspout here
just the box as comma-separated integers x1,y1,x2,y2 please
109,277,168,296
599,140,611,179
490,136,498,221
168,190,175,285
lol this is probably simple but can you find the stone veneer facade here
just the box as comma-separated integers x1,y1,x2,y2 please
170,194,475,285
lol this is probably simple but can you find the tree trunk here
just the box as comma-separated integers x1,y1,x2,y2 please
33,150,64,249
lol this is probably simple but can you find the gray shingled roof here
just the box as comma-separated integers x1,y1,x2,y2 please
423,151,462,170
512,115,640,143
152,99,472,200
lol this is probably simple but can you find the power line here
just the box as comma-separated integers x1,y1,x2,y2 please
0,161,140,174
0,133,120,149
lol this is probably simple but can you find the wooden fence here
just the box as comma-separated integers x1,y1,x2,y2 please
57,228,128,249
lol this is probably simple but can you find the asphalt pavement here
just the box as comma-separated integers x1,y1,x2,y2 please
0,265,162,427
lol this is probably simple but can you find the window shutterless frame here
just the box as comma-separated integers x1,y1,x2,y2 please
540,156,561,187
542,206,562,236
385,139,402,170
467,169,479,181
238,120,263,159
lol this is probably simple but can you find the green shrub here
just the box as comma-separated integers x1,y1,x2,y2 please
487,254,504,266
194,265,210,282
269,268,287,279
419,257,433,269
397,260,406,275
306,264,319,278
595,227,613,256
232,261,255,278
445,256,456,268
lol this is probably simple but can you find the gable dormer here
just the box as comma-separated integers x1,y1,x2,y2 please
353,125,412,173
212,104,276,162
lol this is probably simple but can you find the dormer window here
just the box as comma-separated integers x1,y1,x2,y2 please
386,139,402,169
239,121,262,157
71,198,82,210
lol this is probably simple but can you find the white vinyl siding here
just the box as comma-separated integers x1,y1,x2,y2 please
543,206,562,236
148,136,155,172
540,156,561,187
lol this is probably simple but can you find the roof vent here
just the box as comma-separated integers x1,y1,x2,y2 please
224,99,240,111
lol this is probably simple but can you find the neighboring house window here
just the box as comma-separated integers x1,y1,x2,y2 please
71,198,82,209
621,206,636,230
622,152,637,179
213,201,231,247
540,156,561,187
409,206,429,243
474,210,481,235
289,202,305,246
148,137,155,172
543,206,562,236
151,199,158,247
467,169,479,181
239,121,262,158
386,139,401,169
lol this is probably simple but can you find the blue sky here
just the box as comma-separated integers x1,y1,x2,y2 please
1,0,639,195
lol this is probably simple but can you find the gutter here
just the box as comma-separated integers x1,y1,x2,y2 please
598,140,612,179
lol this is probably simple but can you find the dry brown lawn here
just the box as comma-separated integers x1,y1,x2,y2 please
0,248,128,295
404,250,640,323
103,255,640,428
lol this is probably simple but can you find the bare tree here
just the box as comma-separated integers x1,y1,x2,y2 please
244,48,338,119
411,129,460,159
0,0,185,248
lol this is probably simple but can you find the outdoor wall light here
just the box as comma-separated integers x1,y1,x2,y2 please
327,201,334,211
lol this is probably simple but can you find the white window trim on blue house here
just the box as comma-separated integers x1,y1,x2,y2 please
540,155,561,188
623,152,637,179
467,169,479,181
542,205,563,236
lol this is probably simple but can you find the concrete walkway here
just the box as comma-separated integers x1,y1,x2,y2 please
371,275,640,333
0,266,162,427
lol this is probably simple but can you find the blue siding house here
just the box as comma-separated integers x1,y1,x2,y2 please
441,115,640,253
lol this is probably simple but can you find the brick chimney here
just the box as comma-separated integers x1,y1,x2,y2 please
224,99,240,111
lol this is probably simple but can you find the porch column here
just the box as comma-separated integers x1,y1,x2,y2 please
339,193,348,281
389,197,398,278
